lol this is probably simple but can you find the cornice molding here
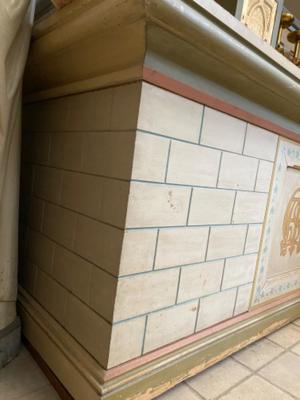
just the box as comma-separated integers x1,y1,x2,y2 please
24,0,300,121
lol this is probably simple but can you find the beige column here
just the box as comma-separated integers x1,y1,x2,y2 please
0,0,34,367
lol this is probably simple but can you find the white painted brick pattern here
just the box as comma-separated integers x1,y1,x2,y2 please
200,107,246,153
154,227,209,269
138,82,203,143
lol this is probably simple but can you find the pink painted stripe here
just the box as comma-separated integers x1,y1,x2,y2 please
103,289,299,380
142,66,300,142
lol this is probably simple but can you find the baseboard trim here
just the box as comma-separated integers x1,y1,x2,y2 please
18,287,105,400
18,288,300,400
0,317,21,368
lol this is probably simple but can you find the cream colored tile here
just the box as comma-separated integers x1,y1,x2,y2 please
27,230,55,275
82,131,135,180
61,172,103,220
187,357,250,399
245,224,262,253
188,188,235,225
196,289,237,331
144,300,198,353
255,160,274,192
110,82,141,130
28,132,51,165
155,227,209,269
18,385,61,400
66,87,113,131
26,97,70,132
100,178,130,228
233,338,284,370
0,348,50,400
132,132,170,182
27,197,44,232
219,376,293,400
222,254,257,290
61,172,129,228
43,203,77,249
113,269,179,321
108,317,146,368
49,132,83,171
232,192,268,224
218,152,258,190
89,266,117,322
34,166,63,204
259,352,300,398
119,229,157,275
234,283,252,315
65,294,111,367
167,141,220,187
157,383,203,400
200,107,246,153
74,215,123,275
207,225,247,261
138,82,203,143
35,270,68,326
126,182,191,228
243,125,278,161
291,342,300,356
178,261,224,303
293,318,300,327
19,261,37,297
52,245,93,305
267,324,300,348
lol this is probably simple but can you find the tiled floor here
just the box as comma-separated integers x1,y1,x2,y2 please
1,319,300,400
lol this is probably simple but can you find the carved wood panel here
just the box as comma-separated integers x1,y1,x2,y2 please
241,0,278,43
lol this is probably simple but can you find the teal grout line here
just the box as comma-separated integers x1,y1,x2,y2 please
152,229,160,270
130,178,270,195
164,140,172,183
242,224,250,255
138,128,276,164
198,106,206,145
141,315,149,355
119,251,259,279
186,188,194,226
242,122,248,155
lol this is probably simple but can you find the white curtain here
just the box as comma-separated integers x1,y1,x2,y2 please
0,0,35,331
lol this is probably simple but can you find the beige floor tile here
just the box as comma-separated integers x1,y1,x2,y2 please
232,338,284,370
219,376,293,400
291,342,300,356
259,352,300,398
0,347,49,400
293,318,300,327
157,383,203,400
186,358,250,399
267,324,300,348
18,385,60,400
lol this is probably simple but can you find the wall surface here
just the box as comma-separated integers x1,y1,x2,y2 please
107,82,279,367
20,82,141,369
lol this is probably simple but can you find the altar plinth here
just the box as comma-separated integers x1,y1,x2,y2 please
19,1,300,399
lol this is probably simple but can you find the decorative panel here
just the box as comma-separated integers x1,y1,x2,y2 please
252,139,300,306
241,0,278,43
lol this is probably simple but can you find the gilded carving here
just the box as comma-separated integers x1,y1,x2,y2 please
241,0,278,43
280,188,300,256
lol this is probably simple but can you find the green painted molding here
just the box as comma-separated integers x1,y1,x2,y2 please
19,286,300,400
